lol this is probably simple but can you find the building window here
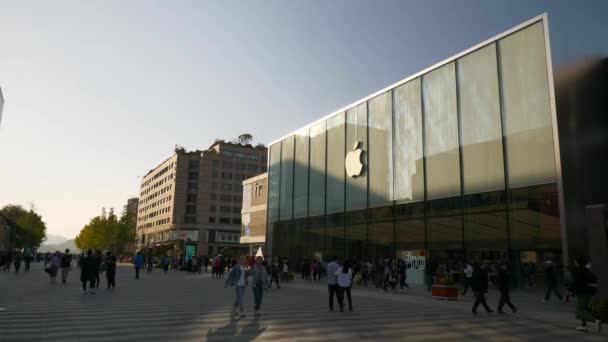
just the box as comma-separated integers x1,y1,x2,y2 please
247,164,258,172
189,160,200,169
188,171,199,179
232,218,241,225
223,161,233,169
232,207,240,213
221,172,233,179
208,216,216,223
209,205,216,212
212,170,219,178
187,183,198,193
236,163,246,170
221,183,232,191
210,193,217,200
212,160,219,168
187,194,197,202
220,194,232,202
211,182,218,190
219,217,230,224
185,205,196,214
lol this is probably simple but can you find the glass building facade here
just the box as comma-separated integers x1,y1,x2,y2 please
267,17,562,285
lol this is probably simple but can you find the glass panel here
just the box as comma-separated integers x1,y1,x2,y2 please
423,62,460,199
463,190,508,258
368,91,393,207
508,184,561,251
309,121,326,217
499,22,556,188
326,113,346,214
346,103,368,211
426,196,463,260
368,221,393,261
267,143,281,227
345,209,368,260
458,44,505,194
294,129,310,218
279,136,294,221
394,79,424,203
325,213,345,259
306,216,325,261
395,217,426,286
508,183,561,288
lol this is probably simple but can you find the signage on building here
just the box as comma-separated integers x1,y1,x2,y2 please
402,251,426,270
345,141,364,178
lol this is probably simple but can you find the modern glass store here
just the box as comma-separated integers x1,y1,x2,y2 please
266,16,563,285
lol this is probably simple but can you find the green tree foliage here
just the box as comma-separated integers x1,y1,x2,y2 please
0,204,47,249
75,206,136,253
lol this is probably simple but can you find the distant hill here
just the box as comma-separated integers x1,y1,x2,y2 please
39,239,80,253
44,234,68,245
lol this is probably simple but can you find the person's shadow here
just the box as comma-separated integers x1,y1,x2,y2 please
206,316,266,342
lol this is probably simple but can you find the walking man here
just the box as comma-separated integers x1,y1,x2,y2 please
542,260,563,303
94,250,103,288
60,249,72,284
462,261,473,296
327,256,340,312
80,250,96,294
13,253,22,274
162,255,170,274
573,258,598,332
252,256,269,317
133,252,144,279
496,262,517,314
270,259,281,289
471,262,494,315
105,251,117,290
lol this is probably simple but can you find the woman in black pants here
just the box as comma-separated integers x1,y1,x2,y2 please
336,261,353,312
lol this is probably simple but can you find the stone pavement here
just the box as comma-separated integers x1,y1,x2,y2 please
0,262,604,341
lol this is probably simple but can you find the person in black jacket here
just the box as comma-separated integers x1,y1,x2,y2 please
105,251,117,290
80,250,97,295
471,262,494,315
496,262,517,314
573,258,598,332
542,260,563,302
94,251,104,288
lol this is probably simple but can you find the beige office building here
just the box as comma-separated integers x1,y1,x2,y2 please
137,141,267,256
240,173,267,254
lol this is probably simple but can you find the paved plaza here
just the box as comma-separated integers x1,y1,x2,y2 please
0,262,605,341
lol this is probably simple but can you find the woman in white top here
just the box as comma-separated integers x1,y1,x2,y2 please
335,261,353,312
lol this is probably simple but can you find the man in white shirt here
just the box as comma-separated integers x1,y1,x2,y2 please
462,262,474,296
327,256,340,312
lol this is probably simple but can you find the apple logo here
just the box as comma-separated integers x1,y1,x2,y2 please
345,141,364,178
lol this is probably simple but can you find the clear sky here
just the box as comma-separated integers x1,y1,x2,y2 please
0,0,606,239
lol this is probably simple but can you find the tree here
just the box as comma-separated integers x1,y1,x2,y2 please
0,204,47,249
75,206,137,253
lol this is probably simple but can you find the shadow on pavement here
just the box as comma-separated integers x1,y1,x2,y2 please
206,316,266,342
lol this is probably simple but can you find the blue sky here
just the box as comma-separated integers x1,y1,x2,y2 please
0,0,606,238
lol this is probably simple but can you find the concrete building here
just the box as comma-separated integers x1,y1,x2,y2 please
240,173,267,254
137,140,267,257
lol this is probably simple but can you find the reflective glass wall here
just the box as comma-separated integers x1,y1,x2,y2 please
266,19,562,285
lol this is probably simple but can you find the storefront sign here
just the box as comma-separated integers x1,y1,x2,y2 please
402,251,426,270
